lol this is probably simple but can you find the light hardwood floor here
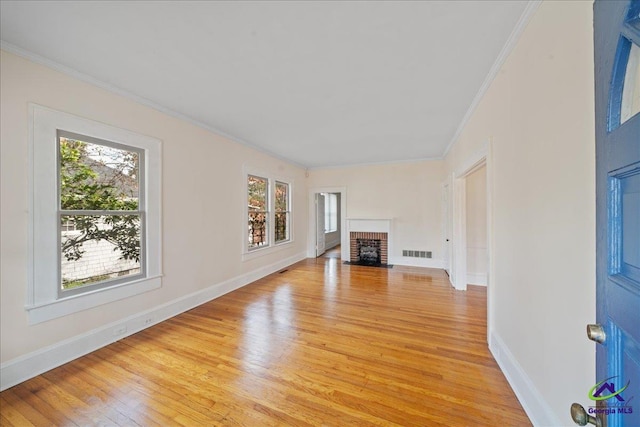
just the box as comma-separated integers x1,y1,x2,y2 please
0,256,531,426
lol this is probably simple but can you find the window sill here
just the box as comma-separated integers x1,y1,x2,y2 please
26,275,162,325
242,240,294,262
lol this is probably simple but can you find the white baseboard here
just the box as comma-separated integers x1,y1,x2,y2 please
389,256,444,269
489,331,562,426
0,251,307,391
467,272,487,286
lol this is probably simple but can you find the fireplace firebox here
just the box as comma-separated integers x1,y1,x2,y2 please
356,239,381,265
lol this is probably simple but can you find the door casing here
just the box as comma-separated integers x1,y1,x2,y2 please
449,141,494,340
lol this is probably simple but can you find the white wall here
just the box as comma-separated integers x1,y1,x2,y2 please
465,166,487,286
308,161,444,268
0,50,308,385
444,1,596,425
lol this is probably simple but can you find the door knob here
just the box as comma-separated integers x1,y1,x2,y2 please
587,324,606,344
571,403,602,427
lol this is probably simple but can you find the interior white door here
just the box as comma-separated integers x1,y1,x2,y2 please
316,193,326,257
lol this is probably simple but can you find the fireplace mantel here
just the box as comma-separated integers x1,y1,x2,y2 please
346,218,392,233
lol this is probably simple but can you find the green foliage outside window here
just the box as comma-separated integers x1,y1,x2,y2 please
59,138,141,264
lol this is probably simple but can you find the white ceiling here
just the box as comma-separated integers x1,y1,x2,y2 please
1,1,531,169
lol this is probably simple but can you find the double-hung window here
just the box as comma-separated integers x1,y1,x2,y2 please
29,105,162,324
58,131,144,296
247,175,269,249
245,173,292,253
275,181,290,243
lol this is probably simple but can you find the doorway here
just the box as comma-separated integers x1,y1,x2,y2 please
320,192,341,252
308,187,348,260
450,142,493,338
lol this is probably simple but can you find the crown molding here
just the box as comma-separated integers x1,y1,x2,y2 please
0,41,307,170
307,155,443,171
442,0,543,159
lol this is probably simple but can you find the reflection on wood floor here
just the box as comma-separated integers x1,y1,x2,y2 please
0,254,531,426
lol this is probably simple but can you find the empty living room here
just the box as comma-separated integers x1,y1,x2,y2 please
2,1,638,426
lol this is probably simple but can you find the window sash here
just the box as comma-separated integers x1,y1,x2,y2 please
59,212,146,297
248,175,269,250
275,181,290,243
57,131,147,297
58,130,145,210
248,210,269,249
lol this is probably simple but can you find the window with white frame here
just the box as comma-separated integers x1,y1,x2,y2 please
245,172,293,253
324,193,338,233
247,175,269,249
275,181,290,243
58,131,144,296
29,105,162,324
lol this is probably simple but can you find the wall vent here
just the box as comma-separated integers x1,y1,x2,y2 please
402,250,432,259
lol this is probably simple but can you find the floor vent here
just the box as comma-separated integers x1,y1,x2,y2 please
402,250,432,259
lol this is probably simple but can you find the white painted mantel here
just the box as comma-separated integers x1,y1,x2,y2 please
346,218,393,262
346,218,392,233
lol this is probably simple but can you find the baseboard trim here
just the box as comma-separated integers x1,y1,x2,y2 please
467,272,487,286
0,251,307,391
489,331,562,426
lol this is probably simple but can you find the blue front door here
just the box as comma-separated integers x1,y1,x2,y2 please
592,1,640,426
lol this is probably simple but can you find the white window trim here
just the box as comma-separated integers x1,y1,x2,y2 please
274,180,291,244
28,104,162,324
247,174,270,251
242,166,294,261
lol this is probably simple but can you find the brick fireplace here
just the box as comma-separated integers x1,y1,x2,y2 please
346,218,391,266
349,231,388,265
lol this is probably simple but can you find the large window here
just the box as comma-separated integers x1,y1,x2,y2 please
323,193,338,233
245,172,292,253
58,131,144,296
29,105,162,324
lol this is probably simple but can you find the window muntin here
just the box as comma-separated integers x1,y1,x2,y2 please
275,181,290,243
248,175,269,249
58,131,145,296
